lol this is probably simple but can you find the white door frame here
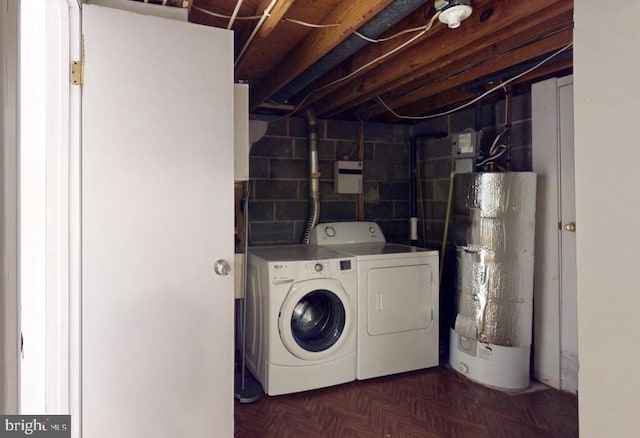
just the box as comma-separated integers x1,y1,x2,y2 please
1,0,21,414
20,0,49,412
11,0,81,419
68,3,83,434
45,1,81,414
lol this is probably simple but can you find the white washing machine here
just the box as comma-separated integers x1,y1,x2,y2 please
245,245,357,395
310,222,439,380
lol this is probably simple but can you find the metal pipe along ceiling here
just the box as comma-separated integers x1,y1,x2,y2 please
271,0,431,104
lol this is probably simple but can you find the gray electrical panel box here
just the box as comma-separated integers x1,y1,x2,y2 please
452,131,481,157
334,161,363,194
451,130,481,174
455,158,474,173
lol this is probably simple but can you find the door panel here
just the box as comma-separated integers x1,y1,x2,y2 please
82,5,234,437
532,75,578,393
367,264,433,336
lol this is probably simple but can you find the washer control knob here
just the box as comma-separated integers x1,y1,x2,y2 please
458,362,470,374
325,226,336,237
314,263,323,272
369,226,376,234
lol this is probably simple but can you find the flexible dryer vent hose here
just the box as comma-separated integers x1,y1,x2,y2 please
302,109,320,244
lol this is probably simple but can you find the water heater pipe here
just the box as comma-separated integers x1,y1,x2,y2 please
409,132,447,245
410,137,418,244
440,170,456,281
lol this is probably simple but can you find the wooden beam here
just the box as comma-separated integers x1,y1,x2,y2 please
258,0,296,39
234,0,297,71
336,17,573,119
311,0,572,116
377,89,474,123
371,57,573,123
292,2,446,104
372,29,572,120
372,11,573,105
249,0,395,110
257,101,296,110
321,8,573,118
514,57,572,85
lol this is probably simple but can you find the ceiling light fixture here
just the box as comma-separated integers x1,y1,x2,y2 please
435,0,473,29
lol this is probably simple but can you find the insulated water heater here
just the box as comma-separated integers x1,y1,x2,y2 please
449,172,536,390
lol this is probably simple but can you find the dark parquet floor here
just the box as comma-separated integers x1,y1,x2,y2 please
234,366,578,438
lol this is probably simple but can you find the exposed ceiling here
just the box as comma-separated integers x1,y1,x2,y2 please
149,0,574,123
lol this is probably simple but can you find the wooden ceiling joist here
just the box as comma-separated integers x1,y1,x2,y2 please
322,8,573,118
190,0,574,123
372,28,573,120
308,0,571,117
372,30,572,115
255,0,295,39
248,0,396,110
327,13,574,118
291,2,446,106
234,0,297,71
375,56,573,123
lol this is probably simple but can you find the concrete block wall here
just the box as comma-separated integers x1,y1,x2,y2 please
247,93,532,249
413,93,533,251
248,117,412,246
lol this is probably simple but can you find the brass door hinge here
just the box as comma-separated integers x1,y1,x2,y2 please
71,61,83,85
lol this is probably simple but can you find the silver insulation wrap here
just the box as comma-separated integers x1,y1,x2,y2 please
452,172,536,347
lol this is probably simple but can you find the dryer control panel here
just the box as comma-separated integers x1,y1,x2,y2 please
309,221,386,245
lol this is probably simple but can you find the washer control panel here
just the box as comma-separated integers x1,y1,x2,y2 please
269,258,354,285
301,259,353,277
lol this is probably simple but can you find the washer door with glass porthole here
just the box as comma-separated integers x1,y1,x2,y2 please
278,278,352,361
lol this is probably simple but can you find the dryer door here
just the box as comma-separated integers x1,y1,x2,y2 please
278,278,352,361
367,263,434,335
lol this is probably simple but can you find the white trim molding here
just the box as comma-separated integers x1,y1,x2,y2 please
1,0,21,414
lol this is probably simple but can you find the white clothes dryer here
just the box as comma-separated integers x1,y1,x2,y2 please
310,222,439,380
245,245,357,395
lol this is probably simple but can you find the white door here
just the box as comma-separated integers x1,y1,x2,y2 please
82,5,234,437
532,75,578,393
